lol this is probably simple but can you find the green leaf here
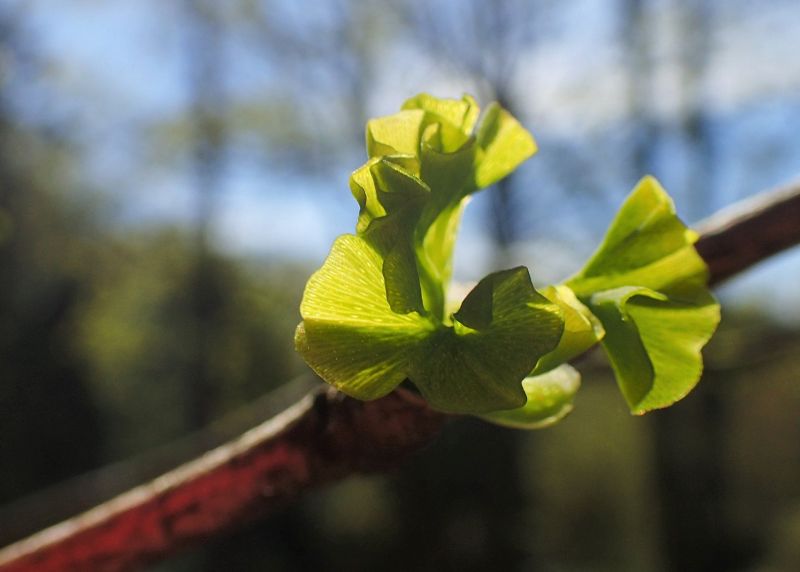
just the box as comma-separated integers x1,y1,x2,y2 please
474,103,538,188
350,158,384,234
352,95,539,323
563,175,721,414
366,110,427,158
479,364,581,429
402,93,480,134
533,285,604,375
356,159,430,314
296,234,433,400
590,286,720,414
382,239,425,315
353,158,428,250
566,176,707,298
297,239,563,415
409,267,563,413
366,94,478,160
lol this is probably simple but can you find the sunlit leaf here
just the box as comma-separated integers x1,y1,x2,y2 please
402,93,480,134
533,285,604,375
297,94,719,423
566,176,707,297
474,103,538,188
298,242,563,414
410,267,563,413
590,286,720,414
366,109,427,158
296,234,432,400
566,176,720,413
479,364,581,429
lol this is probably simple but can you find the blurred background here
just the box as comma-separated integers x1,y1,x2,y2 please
1,0,799,570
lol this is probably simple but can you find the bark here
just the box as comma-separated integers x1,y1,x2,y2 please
1,180,799,571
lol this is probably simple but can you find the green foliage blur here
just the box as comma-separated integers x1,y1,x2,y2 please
0,129,308,494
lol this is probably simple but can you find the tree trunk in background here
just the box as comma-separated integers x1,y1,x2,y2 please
184,0,226,431
489,89,518,257
0,14,103,506
679,0,716,221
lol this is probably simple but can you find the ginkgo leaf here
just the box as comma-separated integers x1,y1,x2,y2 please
566,176,707,297
532,285,604,375
366,94,476,160
366,109,427,158
478,364,581,429
350,158,385,234
353,158,428,250
402,93,480,134
297,238,563,415
564,176,720,414
474,103,538,188
297,234,433,400
590,286,720,414
409,267,563,413
351,94,540,322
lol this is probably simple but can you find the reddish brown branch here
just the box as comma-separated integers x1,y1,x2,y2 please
697,179,800,286
2,181,800,572
0,389,445,572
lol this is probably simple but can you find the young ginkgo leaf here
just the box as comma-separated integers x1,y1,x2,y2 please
566,176,708,297
566,176,721,414
532,285,605,375
478,364,581,429
589,286,719,414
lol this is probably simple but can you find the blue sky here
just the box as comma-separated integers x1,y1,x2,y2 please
15,0,800,319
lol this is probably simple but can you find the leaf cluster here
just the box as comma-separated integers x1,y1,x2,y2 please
296,94,720,427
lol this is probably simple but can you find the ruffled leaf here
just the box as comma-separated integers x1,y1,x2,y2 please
298,240,563,414
297,94,723,424
479,364,581,429
589,286,720,414
565,176,721,413
409,267,563,414
352,95,539,321
366,110,427,158
533,285,604,375
402,93,480,134
474,103,538,188
296,234,433,400
566,176,708,297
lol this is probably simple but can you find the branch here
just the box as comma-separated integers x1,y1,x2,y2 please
696,179,800,286
2,180,800,572
0,389,445,572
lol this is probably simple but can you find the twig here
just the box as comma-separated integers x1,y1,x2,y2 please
697,178,800,286
2,181,800,572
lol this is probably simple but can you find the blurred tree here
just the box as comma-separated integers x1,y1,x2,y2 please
73,230,305,459
676,0,717,221
0,7,103,502
149,0,393,181
183,0,228,430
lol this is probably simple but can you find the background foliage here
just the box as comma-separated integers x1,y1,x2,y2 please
1,0,800,570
